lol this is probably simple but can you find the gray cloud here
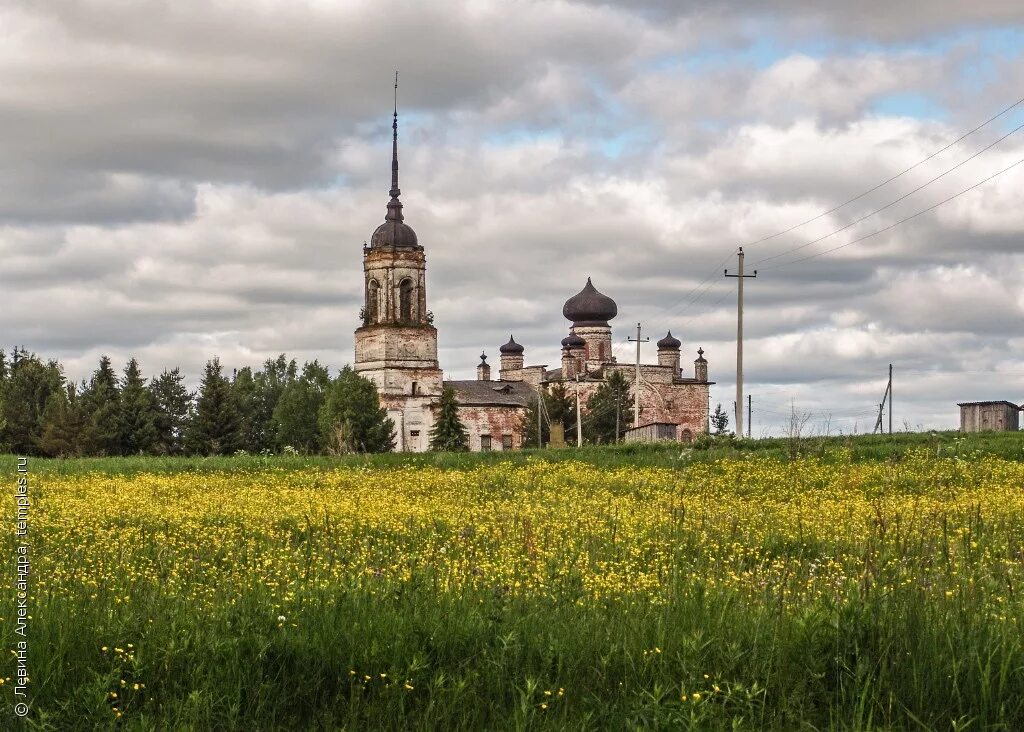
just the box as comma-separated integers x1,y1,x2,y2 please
2,1,1023,433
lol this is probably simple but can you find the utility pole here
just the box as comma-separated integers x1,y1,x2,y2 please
628,322,649,429
873,366,893,435
888,363,893,435
747,394,752,439
574,375,583,447
725,248,757,439
615,384,620,444
537,388,543,449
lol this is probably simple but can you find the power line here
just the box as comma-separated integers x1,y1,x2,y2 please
760,155,1024,270
752,118,1024,267
741,95,1024,250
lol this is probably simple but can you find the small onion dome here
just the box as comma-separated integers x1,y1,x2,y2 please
479,352,488,364
695,347,707,362
657,331,681,350
499,335,524,355
561,331,586,349
562,277,618,326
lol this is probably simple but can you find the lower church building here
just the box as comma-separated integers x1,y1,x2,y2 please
353,104,711,452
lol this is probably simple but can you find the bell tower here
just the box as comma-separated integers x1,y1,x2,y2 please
353,74,442,450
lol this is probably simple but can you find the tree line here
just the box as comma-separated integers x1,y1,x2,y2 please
0,348,396,457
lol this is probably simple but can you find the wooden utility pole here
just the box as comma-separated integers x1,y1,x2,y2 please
614,384,620,444
537,389,543,448
725,248,757,439
574,375,583,447
627,322,649,429
873,366,893,435
888,363,893,435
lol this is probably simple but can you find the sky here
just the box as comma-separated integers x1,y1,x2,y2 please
2,0,1023,436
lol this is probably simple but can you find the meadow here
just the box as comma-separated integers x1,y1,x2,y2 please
4,432,1024,729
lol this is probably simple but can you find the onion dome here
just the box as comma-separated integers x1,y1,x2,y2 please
479,352,488,364
499,335,524,355
369,77,419,249
561,331,586,349
657,331,681,350
562,277,618,326
695,347,706,362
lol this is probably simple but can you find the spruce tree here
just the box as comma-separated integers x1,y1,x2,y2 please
186,358,243,455
150,368,193,455
117,358,157,455
711,403,730,435
39,384,88,457
272,361,331,453
231,366,259,452
428,385,469,451
546,380,574,433
81,355,121,455
584,370,633,444
318,366,395,454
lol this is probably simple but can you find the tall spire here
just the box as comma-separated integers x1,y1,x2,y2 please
386,70,403,223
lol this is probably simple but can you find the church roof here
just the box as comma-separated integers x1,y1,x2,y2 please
563,278,618,326
561,331,585,349
657,331,681,350
499,335,525,355
448,380,535,407
370,74,419,250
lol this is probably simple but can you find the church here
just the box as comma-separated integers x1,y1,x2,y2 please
353,103,712,452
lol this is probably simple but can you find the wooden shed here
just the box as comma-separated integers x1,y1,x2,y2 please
957,401,1021,432
624,422,680,443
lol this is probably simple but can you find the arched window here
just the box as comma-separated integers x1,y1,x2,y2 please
366,279,380,323
399,278,414,322
681,428,693,444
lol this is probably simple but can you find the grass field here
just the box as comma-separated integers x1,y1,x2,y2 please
4,432,1024,729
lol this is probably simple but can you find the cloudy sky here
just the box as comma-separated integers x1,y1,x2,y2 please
3,0,1023,434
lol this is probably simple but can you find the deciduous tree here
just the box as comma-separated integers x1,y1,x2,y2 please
584,370,633,444
318,366,395,454
273,361,331,453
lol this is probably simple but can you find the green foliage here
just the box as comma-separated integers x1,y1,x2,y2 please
318,366,395,454
117,358,158,455
520,396,547,449
186,358,242,456
584,370,633,444
272,361,331,453
251,354,297,452
546,380,573,431
230,366,259,451
0,348,64,454
711,402,730,435
12,442,1024,729
429,385,468,451
149,368,193,456
80,355,121,456
38,384,88,457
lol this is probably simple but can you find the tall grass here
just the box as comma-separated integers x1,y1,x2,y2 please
3,445,1024,729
